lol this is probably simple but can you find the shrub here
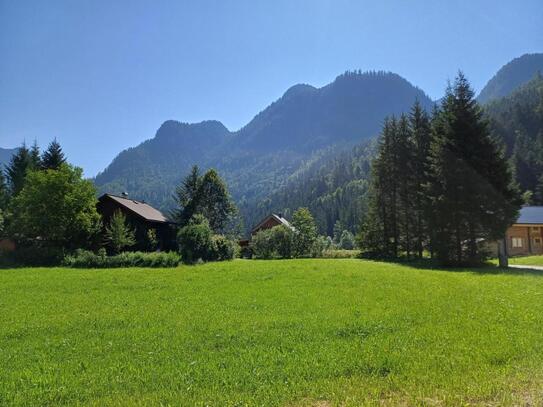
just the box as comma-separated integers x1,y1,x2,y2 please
271,225,294,258
63,249,180,268
177,215,214,264
339,230,355,250
322,249,361,259
209,235,237,261
310,235,332,258
251,229,275,259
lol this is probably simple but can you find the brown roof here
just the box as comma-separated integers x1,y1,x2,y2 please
251,213,293,234
100,194,170,223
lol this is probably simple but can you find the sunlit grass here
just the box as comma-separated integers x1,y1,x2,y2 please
1,259,543,406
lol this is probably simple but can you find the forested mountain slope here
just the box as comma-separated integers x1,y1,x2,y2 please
477,53,543,103
94,71,432,218
486,74,543,198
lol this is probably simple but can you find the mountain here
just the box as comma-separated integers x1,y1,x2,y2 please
478,53,543,103
486,73,543,196
0,147,17,169
95,71,433,227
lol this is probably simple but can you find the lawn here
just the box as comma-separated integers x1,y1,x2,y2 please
509,255,543,266
1,259,543,406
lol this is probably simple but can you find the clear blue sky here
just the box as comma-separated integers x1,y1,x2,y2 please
1,0,542,176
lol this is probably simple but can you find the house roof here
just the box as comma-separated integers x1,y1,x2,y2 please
99,194,170,223
251,213,293,233
515,206,543,225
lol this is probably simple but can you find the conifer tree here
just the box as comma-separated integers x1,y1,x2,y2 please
41,139,66,170
104,210,136,254
172,165,201,226
427,72,521,265
0,170,9,210
29,140,41,170
409,101,432,258
6,143,32,196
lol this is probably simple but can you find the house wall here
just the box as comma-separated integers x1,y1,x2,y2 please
505,225,543,256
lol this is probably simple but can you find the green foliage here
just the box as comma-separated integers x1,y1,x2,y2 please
0,171,9,211
63,249,180,268
6,142,32,196
427,73,522,265
359,75,522,265
7,164,101,257
339,230,355,250
310,235,332,258
41,139,66,170
173,166,237,234
103,210,136,254
250,228,275,259
177,215,214,264
3,260,543,405
209,235,237,261
146,229,159,251
291,207,318,257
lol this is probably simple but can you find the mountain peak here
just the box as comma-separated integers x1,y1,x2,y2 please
477,53,543,103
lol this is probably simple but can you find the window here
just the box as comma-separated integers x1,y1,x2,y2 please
532,227,540,233
512,237,523,248
535,238,542,245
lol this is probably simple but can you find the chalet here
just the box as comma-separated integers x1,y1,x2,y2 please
239,213,294,247
97,193,176,251
504,206,543,256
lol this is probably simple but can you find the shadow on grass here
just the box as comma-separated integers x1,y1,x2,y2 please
362,257,543,277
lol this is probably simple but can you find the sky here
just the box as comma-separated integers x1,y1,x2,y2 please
1,0,542,176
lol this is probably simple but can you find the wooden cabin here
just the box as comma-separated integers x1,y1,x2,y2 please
97,193,176,251
505,206,543,256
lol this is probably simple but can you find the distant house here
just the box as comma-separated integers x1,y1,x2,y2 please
251,213,293,235
97,193,176,251
504,206,543,256
239,213,294,247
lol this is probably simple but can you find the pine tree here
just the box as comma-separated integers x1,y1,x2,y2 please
0,170,9,211
29,140,41,170
6,143,32,196
409,101,432,258
104,210,136,254
172,165,201,227
41,139,66,170
427,72,521,265
397,114,415,258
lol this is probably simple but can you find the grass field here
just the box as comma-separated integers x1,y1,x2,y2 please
1,259,543,406
509,254,543,266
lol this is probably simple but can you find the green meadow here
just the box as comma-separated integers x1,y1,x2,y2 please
1,259,543,406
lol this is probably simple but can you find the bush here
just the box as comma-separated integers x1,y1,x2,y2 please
177,215,214,264
209,235,237,261
339,230,355,250
251,225,294,259
7,244,65,266
322,249,361,259
251,229,275,259
63,249,180,268
310,235,332,258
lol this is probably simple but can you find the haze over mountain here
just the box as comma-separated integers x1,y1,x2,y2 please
477,53,543,103
95,71,433,220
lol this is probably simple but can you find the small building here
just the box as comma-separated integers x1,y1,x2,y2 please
251,213,293,236
239,213,293,248
97,193,176,251
505,206,543,256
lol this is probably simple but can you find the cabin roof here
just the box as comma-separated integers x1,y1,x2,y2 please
99,194,170,223
251,213,292,233
516,206,543,225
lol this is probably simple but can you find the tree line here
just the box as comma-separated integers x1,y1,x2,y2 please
358,73,522,265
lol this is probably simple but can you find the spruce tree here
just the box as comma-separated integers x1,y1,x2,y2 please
427,73,521,265
409,101,432,258
41,139,66,170
0,170,9,210
6,143,32,196
172,165,201,227
29,140,41,170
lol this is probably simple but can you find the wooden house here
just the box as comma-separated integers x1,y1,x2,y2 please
504,206,543,256
97,193,176,251
239,213,294,248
